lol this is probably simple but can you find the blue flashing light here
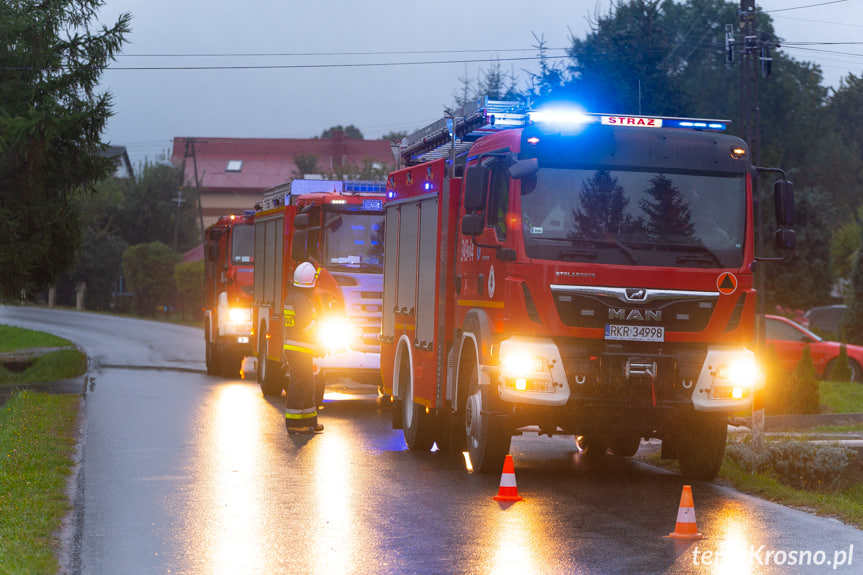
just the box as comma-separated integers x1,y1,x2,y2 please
351,225,365,231
387,191,395,199
665,119,726,131
529,107,594,126
353,240,365,245
362,199,384,211
423,181,434,191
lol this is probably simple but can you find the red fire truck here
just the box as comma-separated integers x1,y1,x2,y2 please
252,179,387,399
381,98,794,479
204,211,255,377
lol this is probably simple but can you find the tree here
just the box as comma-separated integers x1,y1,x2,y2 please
0,0,130,301
174,260,204,321
320,125,364,139
293,154,319,178
121,242,179,317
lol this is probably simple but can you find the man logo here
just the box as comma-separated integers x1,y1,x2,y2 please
625,288,648,301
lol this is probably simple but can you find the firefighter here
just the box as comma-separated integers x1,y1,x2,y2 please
283,261,324,434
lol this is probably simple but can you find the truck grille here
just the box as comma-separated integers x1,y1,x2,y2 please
553,292,715,332
555,338,707,404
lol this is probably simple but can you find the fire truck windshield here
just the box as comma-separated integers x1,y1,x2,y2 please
322,209,385,273
521,168,745,268
231,223,254,265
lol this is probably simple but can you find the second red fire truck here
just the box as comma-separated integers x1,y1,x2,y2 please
252,179,387,400
381,98,794,479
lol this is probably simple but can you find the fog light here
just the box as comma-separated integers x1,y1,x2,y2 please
515,378,527,391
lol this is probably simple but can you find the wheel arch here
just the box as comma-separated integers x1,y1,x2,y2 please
392,334,414,401
454,309,496,411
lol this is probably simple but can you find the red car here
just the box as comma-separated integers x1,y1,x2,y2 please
765,314,863,382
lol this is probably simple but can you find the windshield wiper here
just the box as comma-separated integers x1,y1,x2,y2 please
674,244,723,267
566,238,638,264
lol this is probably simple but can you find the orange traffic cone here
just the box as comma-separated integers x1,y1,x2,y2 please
492,454,523,502
664,485,703,540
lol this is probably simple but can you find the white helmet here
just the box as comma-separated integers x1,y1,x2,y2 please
293,262,318,288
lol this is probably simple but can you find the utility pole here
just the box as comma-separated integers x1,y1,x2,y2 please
738,0,767,446
184,138,206,241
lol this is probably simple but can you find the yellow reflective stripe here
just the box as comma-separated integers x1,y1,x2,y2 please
285,412,318,420
457,299,505,309
283,343,316,354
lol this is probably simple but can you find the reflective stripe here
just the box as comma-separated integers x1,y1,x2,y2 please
285,411,318,420
283,343,317,355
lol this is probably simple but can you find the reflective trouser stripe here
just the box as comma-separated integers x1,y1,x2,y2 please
283,343,316,355
285,411,317,420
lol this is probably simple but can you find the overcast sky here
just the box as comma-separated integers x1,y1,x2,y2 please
94,0,863,167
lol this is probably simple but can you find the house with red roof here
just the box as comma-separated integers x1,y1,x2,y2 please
170,131,395,228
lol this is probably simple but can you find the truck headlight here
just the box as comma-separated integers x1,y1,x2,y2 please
501,352,548,376
228,307,252,324
317,317,356,352
711,357,760,399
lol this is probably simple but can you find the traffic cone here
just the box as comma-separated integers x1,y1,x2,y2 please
664,485,703,540
492,454,523,502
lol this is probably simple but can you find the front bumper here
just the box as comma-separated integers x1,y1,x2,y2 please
490,336,757,413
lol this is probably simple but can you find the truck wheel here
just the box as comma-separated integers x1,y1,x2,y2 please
258,334,284,396
465,362,511,473
677,416,727,481
609,434,642,457
401,355,434,451
205,329,219,376
576,435,609,462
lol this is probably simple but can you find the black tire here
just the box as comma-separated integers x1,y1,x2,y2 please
609,433,642,457
258,333,284,396
576,435,609,462
677,416,727,482
401,356,434,451
205,328,219,376
826,358,862,382
465,361,511,473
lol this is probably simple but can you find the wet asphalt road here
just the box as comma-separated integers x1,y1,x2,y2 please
3,305,863,574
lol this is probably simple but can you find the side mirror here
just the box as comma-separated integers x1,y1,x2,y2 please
774,180,794,227
508,158,539,180
463,164,489,212
461,213,484,236
206,244,220,263
292,229,307,261
294,213,310,229
775,228,796,251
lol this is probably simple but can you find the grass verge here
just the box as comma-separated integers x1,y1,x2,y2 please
0,325,87,386
0,391,80,574
820,380,863,413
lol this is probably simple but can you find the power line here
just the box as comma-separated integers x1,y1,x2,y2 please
104,54,569,71
117,47,562,58
763,0,848,13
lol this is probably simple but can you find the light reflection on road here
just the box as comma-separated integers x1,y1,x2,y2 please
197,383,267,575
311,432,357,573
490,505,538,575
709,503,758,575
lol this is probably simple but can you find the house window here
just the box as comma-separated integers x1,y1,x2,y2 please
226,160,243,172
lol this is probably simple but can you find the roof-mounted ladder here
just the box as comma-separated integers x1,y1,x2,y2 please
399,97,528,166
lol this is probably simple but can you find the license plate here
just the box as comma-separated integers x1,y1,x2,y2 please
604,324,665,342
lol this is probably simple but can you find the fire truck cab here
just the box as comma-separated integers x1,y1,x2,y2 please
382,98,794,479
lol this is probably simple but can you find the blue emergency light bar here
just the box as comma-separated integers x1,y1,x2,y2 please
529,109,727,132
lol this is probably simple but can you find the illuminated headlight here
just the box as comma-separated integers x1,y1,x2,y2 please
228,307,252,324
711,358,760,399
317,317,356,352
501,352,548,377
